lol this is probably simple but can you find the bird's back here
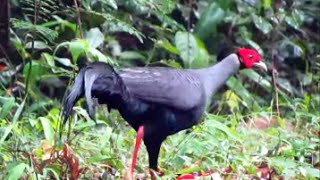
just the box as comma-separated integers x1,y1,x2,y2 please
119,67,207,111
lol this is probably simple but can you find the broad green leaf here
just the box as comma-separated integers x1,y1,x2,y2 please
7,163,28,180
52,16,77,33
12,96,26,121
194,2,225,40
277,77,296,95
23,61,49,86
0,97,15,119
252,14,272,34
157,39,180,55
42,53,55,67
89,48,116,65
224,90,241,110
241,69,272,92
40,117,54,143
69,40,90,62
226,77,260,110
175,32,198,68
285,10,304,30
85,28,104,48
175,31,209,68
74,107,93,122
193,38,210,68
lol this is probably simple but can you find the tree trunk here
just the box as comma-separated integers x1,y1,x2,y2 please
0,0,9,58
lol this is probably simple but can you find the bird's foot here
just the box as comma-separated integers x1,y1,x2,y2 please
150,168,164,180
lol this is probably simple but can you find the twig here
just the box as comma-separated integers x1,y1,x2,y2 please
271,51,280,117
25,0,42,95
73,0,83,38
187,0,193,32
186,0,193,67
30,1,42,179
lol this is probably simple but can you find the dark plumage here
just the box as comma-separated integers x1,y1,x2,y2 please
63,48,267,178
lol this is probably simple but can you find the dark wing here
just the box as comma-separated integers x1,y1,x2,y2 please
119,67,205,110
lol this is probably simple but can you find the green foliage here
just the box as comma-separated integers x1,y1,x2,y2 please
0,0,319,179
100,13,145,43
175,31,209,68
11,18,58,42
194,2,225,40
7,163,28,180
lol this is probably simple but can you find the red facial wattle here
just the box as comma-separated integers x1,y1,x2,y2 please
237,48,263,68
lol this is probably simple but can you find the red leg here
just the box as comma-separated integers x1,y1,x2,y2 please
131,126,145,176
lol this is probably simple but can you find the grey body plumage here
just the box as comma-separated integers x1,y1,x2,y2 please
119,53,240,109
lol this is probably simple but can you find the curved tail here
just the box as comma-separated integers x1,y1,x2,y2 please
63,62,128,124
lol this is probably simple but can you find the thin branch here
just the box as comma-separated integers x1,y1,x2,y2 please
74,0,83,38
271,51,280,117
186,0,193,67
25,0,42,96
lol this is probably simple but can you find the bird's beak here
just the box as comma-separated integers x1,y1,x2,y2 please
253,61,267,72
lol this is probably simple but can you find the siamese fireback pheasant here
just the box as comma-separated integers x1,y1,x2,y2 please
63,48,267,178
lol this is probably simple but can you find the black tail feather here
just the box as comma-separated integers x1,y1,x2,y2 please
84,68,99,119
63,62,127,125
63,68,86,124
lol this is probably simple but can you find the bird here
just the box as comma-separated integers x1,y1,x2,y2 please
63,47,267,179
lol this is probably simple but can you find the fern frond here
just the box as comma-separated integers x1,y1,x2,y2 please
82,10,145,43
20,0,62,22
103,13,145,43
11,18,58,42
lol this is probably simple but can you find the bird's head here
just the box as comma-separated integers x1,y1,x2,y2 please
237,48,267,71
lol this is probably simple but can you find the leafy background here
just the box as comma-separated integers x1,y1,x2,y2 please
0,0,319,179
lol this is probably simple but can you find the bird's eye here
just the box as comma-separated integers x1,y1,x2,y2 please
249,54,253,59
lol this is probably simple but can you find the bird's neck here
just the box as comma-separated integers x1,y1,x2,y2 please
196,53,241,99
